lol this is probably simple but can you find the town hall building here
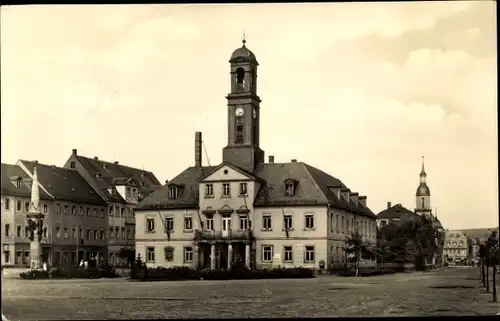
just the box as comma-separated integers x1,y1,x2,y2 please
135,40,378,271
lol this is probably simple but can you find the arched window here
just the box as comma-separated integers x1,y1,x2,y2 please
236,68,245,84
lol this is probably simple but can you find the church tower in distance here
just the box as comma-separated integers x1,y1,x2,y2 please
222,39,265,172
415,156,432,216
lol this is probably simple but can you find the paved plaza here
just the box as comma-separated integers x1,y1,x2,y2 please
2,267,499,319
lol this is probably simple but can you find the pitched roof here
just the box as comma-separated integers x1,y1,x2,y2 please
199,162,263,182
377,204,420,220
136,166,217,210
19,160,107,206
137,161,377,219
71,155,162,203
1,163,51,200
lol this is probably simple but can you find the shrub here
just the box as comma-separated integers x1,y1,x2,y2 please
337,267,399,277
131,266,315,281
19,270,50,279
20,266,119,280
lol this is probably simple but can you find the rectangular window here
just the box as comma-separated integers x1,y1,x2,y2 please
64,205,68,214
305,214,315,229
222,183,231,197
146,247,155,263
121,227,125,239
206,215,214,230
25,202,30,212
79,206,84,216
5,224,10,237
72,228,76,239
64,228,69,239
285,183,295,196
184,247,193,263
16,225,22,238
168,187,178,200
86,229,91,240
305,246,315,263
79,229,83,240
120,208,124,218
86,208,90,216
56,204,61,213
5,199,10,210
25,226,29,238
43,227,48,239
205,184,213,197
263,215,272,230
184,217,192,230
239,215,248,230
70,162,75,168
126,187,131,197
109,228,114,239
239,183,247,195
284,215,293,230
284,246,293,263
165,218,174,231
16,201,21,211
115,227,120,239
341,216,345,233
4,251,10,263
56,226,61,238
43,204,48,214
336,215,339,231
71,206,76,215
146,218,155,232
100,208,104,218
93,208,97,217
109,206,113,216
262,245,273,263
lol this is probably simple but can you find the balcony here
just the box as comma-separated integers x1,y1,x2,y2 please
193,229,253,242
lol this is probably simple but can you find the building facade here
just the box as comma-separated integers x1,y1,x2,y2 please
135,40,378,271
1,161,109,267
63,151,161,266
443,230,469,265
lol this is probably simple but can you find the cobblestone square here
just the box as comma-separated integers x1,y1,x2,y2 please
2,267,499,320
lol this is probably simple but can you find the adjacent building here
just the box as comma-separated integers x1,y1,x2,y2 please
63,151,161,266
135,40,378,271
377,202,420,228
1,161,109,267
443,230,469,265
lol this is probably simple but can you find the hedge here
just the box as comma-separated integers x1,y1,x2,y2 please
130,266,315,281
336,267,402,277
19,266,120,280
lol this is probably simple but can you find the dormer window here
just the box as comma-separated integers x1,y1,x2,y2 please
168,186,178,200
16,177,22,188
284,179,297,197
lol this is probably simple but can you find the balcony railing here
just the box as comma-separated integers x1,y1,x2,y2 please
193,229,253,241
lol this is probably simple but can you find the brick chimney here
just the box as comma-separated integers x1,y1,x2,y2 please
195,132,202,167
349,192,359,204
291,159,297,163
387,201,392,209
268,155,274,163
114,161,119,165
358,196,367,206
72,149,77,155
94,157,98,160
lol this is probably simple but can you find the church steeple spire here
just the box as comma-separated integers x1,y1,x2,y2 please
420,156,426,177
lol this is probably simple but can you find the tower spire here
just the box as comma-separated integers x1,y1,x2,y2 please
242,29,246,46
420,156,426,176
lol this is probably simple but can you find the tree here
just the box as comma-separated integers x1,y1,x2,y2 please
480,244,487,287
344,231,375,277
485,231,499,302
118,247,135,268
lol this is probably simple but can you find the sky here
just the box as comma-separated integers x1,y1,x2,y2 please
1,2,497,230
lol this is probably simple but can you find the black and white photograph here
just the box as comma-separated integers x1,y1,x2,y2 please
1,2,498,319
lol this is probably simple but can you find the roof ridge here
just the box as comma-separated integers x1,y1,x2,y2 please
76,155,156,174
301,162,333,204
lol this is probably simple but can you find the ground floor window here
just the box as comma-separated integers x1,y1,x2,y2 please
304,246,315,263
262,245,273,263
164,247,174,261
23,251,29,264
146,247,155,263
184,247,193,263
284,246,293,262
3,251,10,263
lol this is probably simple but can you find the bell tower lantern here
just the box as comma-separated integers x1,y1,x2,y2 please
222,39,265,172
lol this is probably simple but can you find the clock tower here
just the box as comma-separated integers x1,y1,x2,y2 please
222,39,265,172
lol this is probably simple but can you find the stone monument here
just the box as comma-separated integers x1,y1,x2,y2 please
26,167,44,270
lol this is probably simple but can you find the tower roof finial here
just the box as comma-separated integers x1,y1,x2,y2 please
242,29,246,46
420,155,426,176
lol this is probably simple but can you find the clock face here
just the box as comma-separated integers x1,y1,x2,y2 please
235,107,244,117
253,109,257,119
